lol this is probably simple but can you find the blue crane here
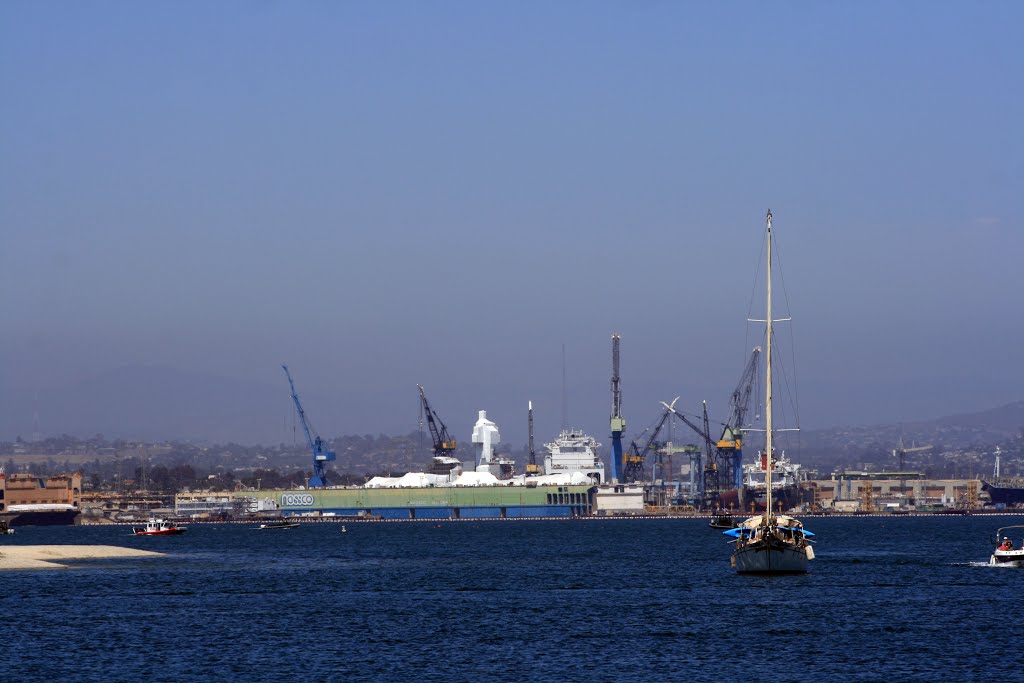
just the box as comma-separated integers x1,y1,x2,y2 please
282,364,336,488
609,334,626,483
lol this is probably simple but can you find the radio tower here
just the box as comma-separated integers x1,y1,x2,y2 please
32,390,41,443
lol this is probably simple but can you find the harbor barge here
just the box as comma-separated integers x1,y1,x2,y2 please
214,484,595,520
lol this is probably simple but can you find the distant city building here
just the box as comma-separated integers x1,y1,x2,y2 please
175,492,280,516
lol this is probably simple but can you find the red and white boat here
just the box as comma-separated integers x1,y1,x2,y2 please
133,519,186,536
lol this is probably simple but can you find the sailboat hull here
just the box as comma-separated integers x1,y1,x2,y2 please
731,540,809,574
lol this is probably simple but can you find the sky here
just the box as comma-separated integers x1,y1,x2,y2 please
1,2,1022,448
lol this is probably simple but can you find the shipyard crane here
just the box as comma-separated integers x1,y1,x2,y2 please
717,348,761,490
622,427,651,483
609,334,626,483
417,385,457,457
623,398,677,483
282,364,336,488
526,400,540,474
893,437,932,503
661,400,717,501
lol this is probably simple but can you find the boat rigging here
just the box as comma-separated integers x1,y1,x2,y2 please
726,209,815,574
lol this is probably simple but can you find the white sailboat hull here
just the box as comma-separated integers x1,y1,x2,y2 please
731,540,809,574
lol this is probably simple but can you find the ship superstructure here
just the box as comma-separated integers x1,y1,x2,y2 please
735,451,812,512
473,410,515,479
544,429,605,484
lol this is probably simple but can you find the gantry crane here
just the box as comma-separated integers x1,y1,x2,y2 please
417,385,457,457
609,334,626,483
282,364,336,488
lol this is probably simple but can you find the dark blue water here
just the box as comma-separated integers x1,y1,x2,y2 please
3,516,1020,682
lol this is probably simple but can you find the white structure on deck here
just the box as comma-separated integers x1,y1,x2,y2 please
594,484,645,514
359,413,603,491
473,410,501,475
364,473,451,488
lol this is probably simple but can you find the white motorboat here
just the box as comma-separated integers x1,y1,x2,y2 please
727,210,815,574
258,520,300,530
990,526,1024,567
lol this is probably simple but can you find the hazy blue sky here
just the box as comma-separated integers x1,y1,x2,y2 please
1,2,1021,447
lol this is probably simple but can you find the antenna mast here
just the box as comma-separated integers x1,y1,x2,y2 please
561,343,568,430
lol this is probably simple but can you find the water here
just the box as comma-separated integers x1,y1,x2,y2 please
3,516,1021,682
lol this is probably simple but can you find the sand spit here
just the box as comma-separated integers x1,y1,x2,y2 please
0,545,164,570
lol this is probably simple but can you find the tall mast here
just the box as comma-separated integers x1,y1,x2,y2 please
764,209,774,520
561,343,568,430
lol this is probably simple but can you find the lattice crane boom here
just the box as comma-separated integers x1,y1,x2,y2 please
719,347,761,448
417,385,457,457
623,399,675,483
282,364,336,488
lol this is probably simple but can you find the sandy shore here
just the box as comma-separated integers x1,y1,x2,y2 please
0,545,164,570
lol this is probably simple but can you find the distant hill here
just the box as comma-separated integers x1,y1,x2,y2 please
3,364,1021,457
928,400,1024,434
797,400,1024,471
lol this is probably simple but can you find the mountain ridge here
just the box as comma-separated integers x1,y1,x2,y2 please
1,365,1021,448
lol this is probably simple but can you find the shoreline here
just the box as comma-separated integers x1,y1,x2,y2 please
74,509,1024,527
0,545,163,571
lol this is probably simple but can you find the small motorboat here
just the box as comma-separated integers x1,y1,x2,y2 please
133,519,186,536
709,515,737,529
990,525,1024,567
340,525,347,533
258,520,299,530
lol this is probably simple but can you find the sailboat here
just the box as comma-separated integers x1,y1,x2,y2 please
725,210,815,574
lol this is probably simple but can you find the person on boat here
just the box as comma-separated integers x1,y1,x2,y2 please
999,538,1013,551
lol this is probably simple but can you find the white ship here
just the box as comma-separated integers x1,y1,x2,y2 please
741,451,805,490
735,451,813,512
544,429,605,485
366,411,596,489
